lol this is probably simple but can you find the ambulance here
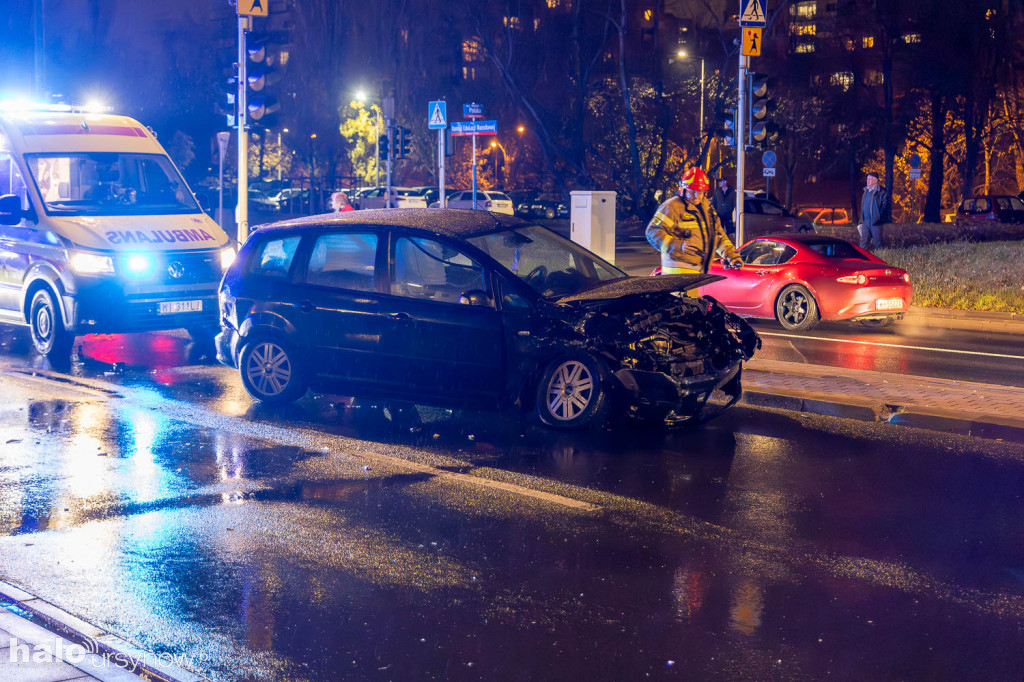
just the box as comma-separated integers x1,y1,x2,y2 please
0,105,234,362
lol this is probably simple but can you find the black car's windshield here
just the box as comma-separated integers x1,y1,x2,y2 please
25,152,201,216
468,225,626,298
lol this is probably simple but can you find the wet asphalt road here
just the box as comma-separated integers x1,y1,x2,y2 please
0,329,1023,681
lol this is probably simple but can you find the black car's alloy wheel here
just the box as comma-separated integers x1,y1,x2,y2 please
536,354,609,429
775,285,819,331
239,337,307,404
29,288,74,361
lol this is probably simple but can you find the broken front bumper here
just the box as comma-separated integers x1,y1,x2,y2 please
613,361,743,421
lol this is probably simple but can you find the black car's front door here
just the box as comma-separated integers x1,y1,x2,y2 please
292,230,385,389
377,234,504,406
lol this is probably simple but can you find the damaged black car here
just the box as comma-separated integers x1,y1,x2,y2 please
216,209,760,429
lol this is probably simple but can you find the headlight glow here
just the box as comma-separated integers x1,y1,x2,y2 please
220,246,237,270
69,252,115,275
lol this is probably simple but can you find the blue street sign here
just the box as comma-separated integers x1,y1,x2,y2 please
762,150,776,168
428,101,447,129
739,0,767,27
910,153,922,169
463,103,484,119
450,120,497,136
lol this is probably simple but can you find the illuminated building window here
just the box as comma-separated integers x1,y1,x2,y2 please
791,1,816,19
865,70,883,85
830,71,854,91
547,0,559,7
534,17,541,30
644,9,653,22
463,67,477,81
903,33,921,43
503,16,521,29
279,49,290,66
795,41,815,53
844,37,855,51
401,29,409,44
862,35,874,48
462,38,484,63
791,24,816,36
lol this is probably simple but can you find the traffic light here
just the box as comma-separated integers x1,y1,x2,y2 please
748,73,777,147
396,126,411,159
714,110,736,147
243,30,287,125
378,133,389,161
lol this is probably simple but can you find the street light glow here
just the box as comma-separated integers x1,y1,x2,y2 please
355,90,367,102
517,125,525,133
677,49,687,59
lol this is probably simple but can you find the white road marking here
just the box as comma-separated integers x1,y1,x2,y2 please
3,368,600,512
759,332,1024,360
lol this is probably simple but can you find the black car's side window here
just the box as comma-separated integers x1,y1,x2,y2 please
392,236,489,305
251,236,301,278
306,232,377,292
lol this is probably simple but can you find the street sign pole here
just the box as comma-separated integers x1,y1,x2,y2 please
428,101,449,208
438,128,445,208
217,132,230,229
737,54,747,245
236,15,250,242
472,134,478,210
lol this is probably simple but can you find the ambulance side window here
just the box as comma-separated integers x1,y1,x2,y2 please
0,154,30,211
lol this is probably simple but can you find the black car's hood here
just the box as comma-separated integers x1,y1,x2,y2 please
555,274,724,303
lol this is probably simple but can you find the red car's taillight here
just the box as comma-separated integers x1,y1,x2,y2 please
837,274,867,285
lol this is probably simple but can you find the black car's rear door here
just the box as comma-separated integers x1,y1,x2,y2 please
291,229,386,388
376,233,505,406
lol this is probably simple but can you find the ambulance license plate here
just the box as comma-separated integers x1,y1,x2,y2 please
158,300,203,315
875,298,903,310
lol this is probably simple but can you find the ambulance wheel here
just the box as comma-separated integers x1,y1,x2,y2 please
29,288,74,361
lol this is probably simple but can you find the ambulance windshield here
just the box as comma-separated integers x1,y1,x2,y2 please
25,152,201,216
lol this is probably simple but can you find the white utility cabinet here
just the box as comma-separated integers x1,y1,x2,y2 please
570,190,616,264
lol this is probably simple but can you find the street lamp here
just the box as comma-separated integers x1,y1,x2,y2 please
675,50,706,152
489,139,511,188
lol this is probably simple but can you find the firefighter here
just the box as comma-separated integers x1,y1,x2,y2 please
646,167,743,282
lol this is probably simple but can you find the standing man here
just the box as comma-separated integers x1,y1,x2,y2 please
646,167,743,285
331,191,355,212
858,171,890,251
711,175,736,239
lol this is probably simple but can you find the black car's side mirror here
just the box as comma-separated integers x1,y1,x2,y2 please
0,194,24,225
459,289,491,306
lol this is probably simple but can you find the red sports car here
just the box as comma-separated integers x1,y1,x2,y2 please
698,234,912,331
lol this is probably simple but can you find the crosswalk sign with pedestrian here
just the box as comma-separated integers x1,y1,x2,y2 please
739,0,767,27
428,101,447,129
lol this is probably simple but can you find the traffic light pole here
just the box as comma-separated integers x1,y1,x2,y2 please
237,15,250,242
736,54,747,246
385,122,393,208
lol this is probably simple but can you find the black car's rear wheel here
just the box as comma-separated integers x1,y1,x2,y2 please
29,288,74,361
239,336,307,404
775,284,819,331
536,354,609,429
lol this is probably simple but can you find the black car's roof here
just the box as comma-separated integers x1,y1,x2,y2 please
253,208,527,240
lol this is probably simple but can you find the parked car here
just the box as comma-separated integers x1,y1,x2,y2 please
743,196,815,238
444,190,514,215
216,209,760,428
522,192,569,220
801,207,851,226
699,234,912,331
954,195,1024,226
358,187,428,210
410,186,459,207
507,189,541,216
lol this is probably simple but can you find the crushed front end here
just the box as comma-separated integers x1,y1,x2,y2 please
575,293,761,424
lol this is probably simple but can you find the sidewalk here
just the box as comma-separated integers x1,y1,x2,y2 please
742,358,1024,442
0,581,202,682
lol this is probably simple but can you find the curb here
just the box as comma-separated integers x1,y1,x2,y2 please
0,579,206,682
741,389,1024,443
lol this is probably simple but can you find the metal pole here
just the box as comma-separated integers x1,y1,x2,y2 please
276,132,282,181
438,129,445,208
237,16,249,242
736,54,747,245
699,58,705,152
218,148,225,227
385,121,393,208
33,0,45,99
472,134,478,209
375,109,381,188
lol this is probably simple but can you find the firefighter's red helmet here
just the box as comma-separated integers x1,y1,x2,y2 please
679,167,710,191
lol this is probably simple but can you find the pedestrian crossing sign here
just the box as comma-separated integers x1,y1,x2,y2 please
428,101,447,129
739,0,767,27
742,27,762,56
